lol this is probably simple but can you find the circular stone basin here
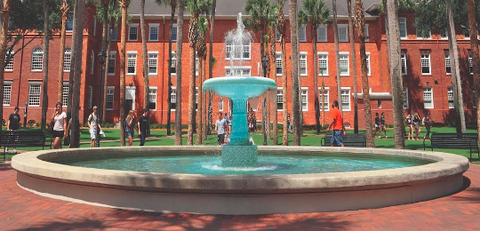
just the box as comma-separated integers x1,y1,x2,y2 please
12,146,469,215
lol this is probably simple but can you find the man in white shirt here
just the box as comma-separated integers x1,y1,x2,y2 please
215,112,227,145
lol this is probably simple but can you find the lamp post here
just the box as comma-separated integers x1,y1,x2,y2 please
96,51,106,147
261,55,269,146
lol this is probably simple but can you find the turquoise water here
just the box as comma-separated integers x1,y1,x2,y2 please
56,153,434,175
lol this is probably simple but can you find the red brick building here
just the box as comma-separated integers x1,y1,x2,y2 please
2,0,477,129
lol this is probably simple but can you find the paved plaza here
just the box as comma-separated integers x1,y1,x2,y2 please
1,162,479,230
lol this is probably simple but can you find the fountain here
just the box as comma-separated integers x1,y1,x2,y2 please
10,13,469,215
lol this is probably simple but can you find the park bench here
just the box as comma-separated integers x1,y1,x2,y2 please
321,133,367,147
423,133,479,159
0,130,52,160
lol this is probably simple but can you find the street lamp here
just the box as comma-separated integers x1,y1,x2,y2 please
95,51,107,147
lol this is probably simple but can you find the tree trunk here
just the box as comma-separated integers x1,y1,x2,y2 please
175,0,184,145
348,0,359,134
70,0,86,148
0,0,12,132
167,5,176,136
196,57,203,144
187,15,198,145
260,26,268,145
119,0,130,146
467,0,480,147
58,0,69,105
446,0,466,133
278,1,288,146
384,0,405,149
202,58,207,141
102,22,113,123
289,0,300,146
207,0,216,136
140,0,149,112
270,30,278,145
312,25,320,135
41,0,50,133
354,0,374,147
332,0,342,115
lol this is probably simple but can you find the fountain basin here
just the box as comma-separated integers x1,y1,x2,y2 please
12,146,469,214
203,76,276,99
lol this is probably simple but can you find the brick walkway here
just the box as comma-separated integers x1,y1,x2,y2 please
1,162,479,231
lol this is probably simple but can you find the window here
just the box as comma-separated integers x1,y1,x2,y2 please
66,12,73,31
416,19,431,39
465,30,470,39
318,53,328,76
421,53,431,75
378,100,382,108
299,25,306,42
170,51,176,74
148,52,158,75
319,87,329,111
219,98,223,111
277,88,283,110
469,53,473,75
171,87,176,110
149,24,159,41
88,86,93,109
299,53,307,76
301,87,308,111
31,47,43,71
90,50,95,75
401,53,407,75
225,66,251,76
195,88,198,110
5,50,13,71
108,51,116,75
318,24,327,42
399,17,407,39
366,53,371,76
63,47,72,71
171,24,178,41
440,29,448,39
128,24,138,41
445,53,451,74
339,52,349,76
93,16,96,36
275,28,281,41
341,88,351,111
338,24,348,42
276,52,282,76
364,24,369,42
106,86,115,110
473,90,477,109
225,40,251,60
404,87,409,109
149,87,157,110
62,83,69,108
111,25,117,41
447,87,454,109
195,53,199,76
127,52,137,75
28,82,41,106
3,82,11,106
423,87,434,109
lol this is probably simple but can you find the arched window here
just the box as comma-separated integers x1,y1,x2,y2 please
31,47,43,71
90,50,95,75
63,47,72,71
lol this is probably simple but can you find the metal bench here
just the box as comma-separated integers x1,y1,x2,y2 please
0,130,52,160
424,133,479,159
321,133,367,147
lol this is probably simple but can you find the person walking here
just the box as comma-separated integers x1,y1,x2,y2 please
87,106,103,147
125,110,136,146
326,100,345,147
413,112,422,140
406,113,414,140
373,113,381,138
6,107,21,153
137,108,149,146
380,112,387,138
215,112,227,145
423,111,431,139
51,102,67,149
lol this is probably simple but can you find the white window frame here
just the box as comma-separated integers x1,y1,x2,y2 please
299,52,307,76
170,51,176,75
338,24,348,42
341,87,351,111
88,86,93,109
473,90,477,109
301,87,308,111
66,12,74,31
318,24,327,42
127,51,137,75
171,24,178,41
148,51,158,76
90,50,95,75
219,98,224,111
149,23,159,41
319,87,330,111
364,24,369,42
401,53,407,75
277,87,283,111
31,47,43,71
399,17,407,39
63,47,72,72
275,52,282,76
275,28,281,41
318,52,328,76
445,53,451,75
148,86,157,111
404,87,409,109
440,29,448,39
3,81,12,106
28,82,41,107
5,50,13,71
128,24,139,41
465,30,470,40
339,52,349,76
225,40,251,60
366,52,371,76
225,66,251,77
299,25,307,42
421,53,431,75
447,87,454,109
469,53,473,75
106,86,115,110
423,87,434,109
107,51,116,76
62,82,69,108
171,86,177,111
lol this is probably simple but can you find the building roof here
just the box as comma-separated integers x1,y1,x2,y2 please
128,0,380,18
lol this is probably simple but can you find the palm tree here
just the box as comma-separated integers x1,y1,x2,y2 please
332,0,342,115
354,0,374,147
207,0,216,137
196,17,208,144
0,0,13,132
268,19,278,145
57,0,71,105
175,0,185,145
140,0,150,121
289,0,300,146
119,0,131,146
276,0,289,146
467,0,480,146
40,0,50,133
347,0,359,134
299,0,330,135
383,0,405,149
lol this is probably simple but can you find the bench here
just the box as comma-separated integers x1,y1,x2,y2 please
321,133,367,147
0,130,52,160
424,133,479,159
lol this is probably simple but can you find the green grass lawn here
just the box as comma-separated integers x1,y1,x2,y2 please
1,127,479,163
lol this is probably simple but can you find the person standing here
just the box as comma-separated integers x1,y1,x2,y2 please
125,110,136,146
88,106,103,147
137,108,149,146
423,111,431,139
380,112,387,138
326,100,345,147
413,112,422,140
215,112,226,145
51,102,67,149
373,113,381,138
406,113,414,140
6,107,21,153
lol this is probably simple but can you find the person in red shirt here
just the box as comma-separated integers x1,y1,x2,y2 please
326,100,345,147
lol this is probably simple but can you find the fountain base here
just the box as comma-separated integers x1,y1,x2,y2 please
222,145,258,167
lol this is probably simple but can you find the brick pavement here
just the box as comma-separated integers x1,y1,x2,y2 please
1,162,479,230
